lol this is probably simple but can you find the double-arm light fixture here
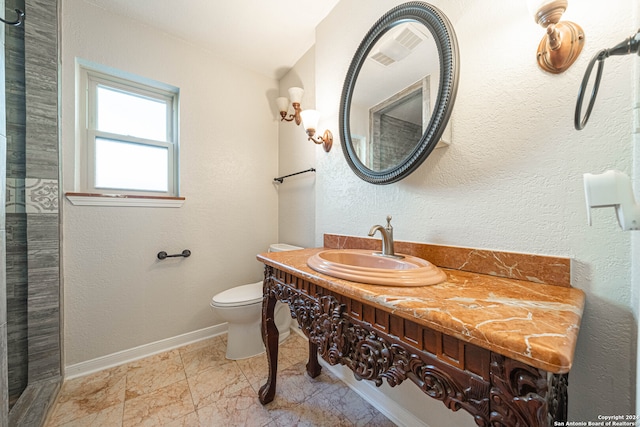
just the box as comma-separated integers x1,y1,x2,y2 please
276,87,304,125
277,87,333,152
527,0,584,74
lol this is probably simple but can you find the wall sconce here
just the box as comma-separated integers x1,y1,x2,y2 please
528,0,584,74
276,87,305,125
300,109,333,152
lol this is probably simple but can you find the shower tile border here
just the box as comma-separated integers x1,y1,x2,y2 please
25,178,58,214
6,177,25,213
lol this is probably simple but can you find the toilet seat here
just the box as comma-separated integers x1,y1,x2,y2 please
211,281,263,307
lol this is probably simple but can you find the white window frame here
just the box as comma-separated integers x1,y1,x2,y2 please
77,63,180,199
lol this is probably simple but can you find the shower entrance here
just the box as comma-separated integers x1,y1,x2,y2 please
2,0,61,425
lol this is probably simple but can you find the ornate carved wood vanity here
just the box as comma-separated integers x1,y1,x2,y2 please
257,235,585,427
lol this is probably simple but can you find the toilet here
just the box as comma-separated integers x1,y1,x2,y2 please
210,243,301,360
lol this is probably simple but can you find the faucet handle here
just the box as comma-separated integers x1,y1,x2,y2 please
385,215,393,231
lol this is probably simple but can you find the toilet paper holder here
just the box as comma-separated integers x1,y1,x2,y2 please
584,170,640,231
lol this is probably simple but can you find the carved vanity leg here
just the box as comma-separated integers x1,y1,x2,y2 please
306,341,322,378
259,289,279,404
547,372,569,425
489,353,567,427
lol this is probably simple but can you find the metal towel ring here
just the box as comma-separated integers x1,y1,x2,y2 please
575,29,640,130
574,50,607,131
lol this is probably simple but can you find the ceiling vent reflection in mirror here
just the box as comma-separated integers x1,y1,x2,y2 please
370,24,428,67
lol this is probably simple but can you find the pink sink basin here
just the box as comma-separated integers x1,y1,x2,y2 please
306,249,447,286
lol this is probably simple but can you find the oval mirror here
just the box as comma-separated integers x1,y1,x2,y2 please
339,2,459,184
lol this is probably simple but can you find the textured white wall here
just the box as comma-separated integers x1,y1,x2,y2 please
314,0,638,423
634,0,640,416
277,48,317,248
60,0,279,365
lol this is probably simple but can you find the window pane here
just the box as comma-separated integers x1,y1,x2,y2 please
97,86,168,141
95,138,168,192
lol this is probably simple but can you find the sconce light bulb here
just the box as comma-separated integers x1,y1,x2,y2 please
300,109,320,131
276,96,290,115
288,87,304,104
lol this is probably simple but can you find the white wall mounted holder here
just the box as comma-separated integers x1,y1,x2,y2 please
583,170,640,231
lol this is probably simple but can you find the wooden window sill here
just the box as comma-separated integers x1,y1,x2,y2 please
65,192,185,208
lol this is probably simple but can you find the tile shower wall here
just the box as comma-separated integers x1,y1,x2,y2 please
23,0,60,387
5,0,27,408
3,0,60,424
1,0,8,423
373,115,422,170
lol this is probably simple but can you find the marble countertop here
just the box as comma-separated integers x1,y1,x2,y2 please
257,247,585,374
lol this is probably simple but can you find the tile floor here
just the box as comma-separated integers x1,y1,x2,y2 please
44,332,396,426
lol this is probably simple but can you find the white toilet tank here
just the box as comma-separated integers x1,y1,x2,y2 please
269,243,302,252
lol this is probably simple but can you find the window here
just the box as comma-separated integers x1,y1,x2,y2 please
79,64,179,198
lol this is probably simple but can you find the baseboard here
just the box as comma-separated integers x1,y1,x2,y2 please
64,323,228,380
290,328,428,427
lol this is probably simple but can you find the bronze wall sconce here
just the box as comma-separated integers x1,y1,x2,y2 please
529,0,584,73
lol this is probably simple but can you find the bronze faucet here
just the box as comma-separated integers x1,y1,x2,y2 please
368,215,403,259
